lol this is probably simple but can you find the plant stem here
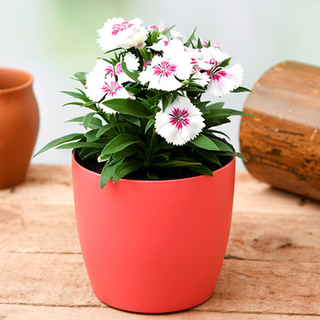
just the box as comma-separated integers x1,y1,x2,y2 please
139,47,150,63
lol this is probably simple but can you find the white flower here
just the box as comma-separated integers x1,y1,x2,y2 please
192,66,210,87
197,46,230,71
85,59,134,111
138,47,193,91
149,35,170,51
116,52,140,84
155,96,205,146
124,52,139,71
97,17,147,52
85,59,111,102
148,20,168,32
207,63,244,97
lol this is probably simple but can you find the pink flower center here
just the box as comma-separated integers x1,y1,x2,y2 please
105,65,115,77
115,62,123,75
169,107,190,130
112,21,133,36
210,70,227,81
102,81,123,97
153,61,177,78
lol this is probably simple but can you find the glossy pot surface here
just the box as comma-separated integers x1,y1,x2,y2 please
72,154,235,313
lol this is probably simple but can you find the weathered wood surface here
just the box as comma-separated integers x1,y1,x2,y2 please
0,165,320,319
240,61,320,201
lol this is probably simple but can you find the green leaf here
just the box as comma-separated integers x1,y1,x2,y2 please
186,164,214,177
61,91,89,102
83,112,95,129
209,138,233,152
224,108,257,117
121,61,140,82
101,133,140,155
184,27,197,47
194,149,221,165
102,99,151,118
207,102,225,110
113,160,141,183
147,171,158,180
205,109,233,119
33,133,84,157
155,160,201,167
125,86,142,95
205,129,230,140
65,116,84,123
104,47,122,55
231,86,252,93
85,129,100,142
113,144,138,159
161,25,176,36
96,122,133,138
100,159,123,188
197,37,203,49
121,115,141,127
161,93,171,111
81,101,97,111
190,134,220,151
80,148,100,160
220,57,232,68
63,102,84,107
236,152,247,162
56,141,106,150
145,118,155,134
89,117,103,129
72,72,87,85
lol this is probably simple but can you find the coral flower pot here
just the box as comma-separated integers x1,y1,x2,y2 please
72,153,235,313
0,68,39,189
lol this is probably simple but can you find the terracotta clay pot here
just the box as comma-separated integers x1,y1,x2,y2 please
72,153,235,313
0,68,39,189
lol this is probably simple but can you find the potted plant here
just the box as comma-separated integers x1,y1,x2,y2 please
35,17,251,313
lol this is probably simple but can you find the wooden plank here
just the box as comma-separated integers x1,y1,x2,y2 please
1,304,320,320
0,252,319,315
198,260,320,316
0,203,80,254
227,210,320,261
0,165,73,206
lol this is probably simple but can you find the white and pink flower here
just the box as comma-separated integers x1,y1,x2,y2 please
85,59,134,110
207,63,244,97
139,41,193,91
155,96,205,146
139,55,192,91
97,17,148,52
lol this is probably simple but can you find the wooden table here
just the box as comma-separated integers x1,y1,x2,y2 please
0,165,319,319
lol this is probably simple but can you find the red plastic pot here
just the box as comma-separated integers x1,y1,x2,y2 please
72,154,235,313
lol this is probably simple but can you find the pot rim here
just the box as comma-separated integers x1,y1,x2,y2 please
72,151,235,184
0,67,33,93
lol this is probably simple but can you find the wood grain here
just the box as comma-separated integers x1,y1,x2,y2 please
240,61,320,201
0,165,319,319
3,305,320,320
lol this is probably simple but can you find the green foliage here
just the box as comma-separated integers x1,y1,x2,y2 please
35,22,253,188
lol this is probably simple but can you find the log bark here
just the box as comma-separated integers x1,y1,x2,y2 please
240,61,320,201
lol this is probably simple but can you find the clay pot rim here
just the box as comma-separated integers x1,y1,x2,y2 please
0,67,33,93
71,150,235,185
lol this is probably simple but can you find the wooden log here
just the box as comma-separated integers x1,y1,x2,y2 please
240,61,320,201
